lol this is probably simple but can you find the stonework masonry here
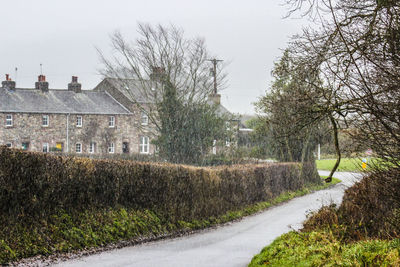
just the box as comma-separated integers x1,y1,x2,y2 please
0,75,157,155
0,112,155,155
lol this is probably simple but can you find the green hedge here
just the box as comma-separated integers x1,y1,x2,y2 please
0,146,321,263
0,146,320,224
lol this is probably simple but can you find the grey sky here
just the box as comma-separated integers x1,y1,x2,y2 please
0,0,306,115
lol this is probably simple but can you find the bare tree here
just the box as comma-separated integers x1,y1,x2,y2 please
99,23,226,133
280,0,400,178
99,23,228,164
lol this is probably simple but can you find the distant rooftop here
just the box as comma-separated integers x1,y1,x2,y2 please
96,78,153,104
0,75,130,115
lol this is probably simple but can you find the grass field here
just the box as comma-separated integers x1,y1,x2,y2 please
316,158,375,172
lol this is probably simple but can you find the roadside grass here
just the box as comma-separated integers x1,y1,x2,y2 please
316,157,382,172
3,176,339,265
249,229,400,267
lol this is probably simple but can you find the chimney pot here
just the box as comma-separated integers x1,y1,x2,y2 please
5,74,9,81
38,75,46,82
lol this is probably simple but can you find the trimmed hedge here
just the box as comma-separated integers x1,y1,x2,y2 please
0,146,320,224
0,146,321,263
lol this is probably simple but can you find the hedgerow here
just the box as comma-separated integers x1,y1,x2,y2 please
0,146,321,263
302,168,400,240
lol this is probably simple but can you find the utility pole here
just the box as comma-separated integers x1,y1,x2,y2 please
208,58,223,94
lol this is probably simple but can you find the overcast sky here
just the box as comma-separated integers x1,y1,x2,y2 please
0,0,308,115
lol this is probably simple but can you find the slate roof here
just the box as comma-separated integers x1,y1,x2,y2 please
99,78,238,119
0,88,131,115
102,78,152,103
215,104,233,118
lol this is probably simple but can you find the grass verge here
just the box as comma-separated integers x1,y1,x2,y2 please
249,229,400,267
3,176,339,265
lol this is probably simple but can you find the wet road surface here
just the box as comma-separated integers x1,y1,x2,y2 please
54,171,362,267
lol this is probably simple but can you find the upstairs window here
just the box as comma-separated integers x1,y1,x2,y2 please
76,116,82,127
42,115,49,127
109,116,115,128
5,114,12,127
139,136,149,154
141,112,149,126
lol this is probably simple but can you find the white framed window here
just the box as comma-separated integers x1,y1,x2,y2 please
225,138,231,147
122,142,129,153
89,142,96,153
42,143,49,153
141,112,149,125
5,114,12,127
226,121,231,131
22,142,29,151
109,116,115,128
108,142,115,153
139,136,149,154
75,143,82,153
76,116,82,127
212,140,217,155
42,115,49,127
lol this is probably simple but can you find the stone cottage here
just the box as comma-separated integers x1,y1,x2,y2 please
95,77,241,155
0,74,155,155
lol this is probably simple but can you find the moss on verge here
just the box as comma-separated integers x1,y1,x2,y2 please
249,229,400,267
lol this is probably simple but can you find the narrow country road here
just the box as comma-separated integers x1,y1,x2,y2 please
54,171,362,267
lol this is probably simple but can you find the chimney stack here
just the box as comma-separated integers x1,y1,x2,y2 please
150,66,166,82
208,93,221,105
68,76,82,93
2,74,16,90
35,75,49,92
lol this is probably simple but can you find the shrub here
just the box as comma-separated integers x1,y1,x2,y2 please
302,167,400,241
338,168,400,239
